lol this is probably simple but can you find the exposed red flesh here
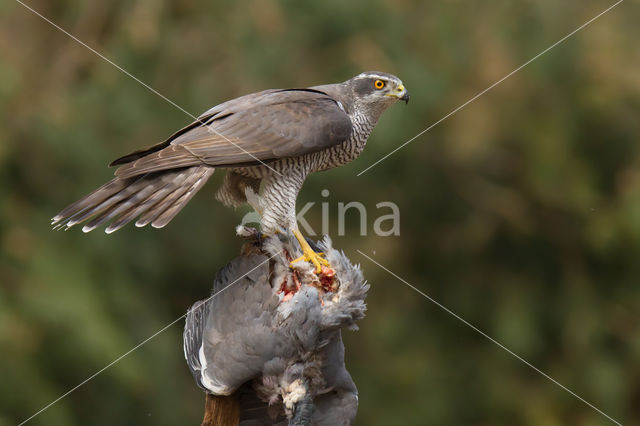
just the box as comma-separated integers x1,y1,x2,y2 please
280,249,337,304
317,266,337,292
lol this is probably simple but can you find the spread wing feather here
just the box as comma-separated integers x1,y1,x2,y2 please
113,90,352,179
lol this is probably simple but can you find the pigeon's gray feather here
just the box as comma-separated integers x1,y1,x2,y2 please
183,233,365,425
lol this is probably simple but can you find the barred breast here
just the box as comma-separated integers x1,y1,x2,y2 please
217,111,376,232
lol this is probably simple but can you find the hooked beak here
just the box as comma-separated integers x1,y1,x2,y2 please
390,84,410,104
400,90,410,104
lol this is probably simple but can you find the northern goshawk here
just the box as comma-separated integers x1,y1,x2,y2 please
52,71,409,271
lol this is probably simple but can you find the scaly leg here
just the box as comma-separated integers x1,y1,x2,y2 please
290,228,330,273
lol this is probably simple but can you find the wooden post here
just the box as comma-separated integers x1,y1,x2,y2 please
201,393,240,426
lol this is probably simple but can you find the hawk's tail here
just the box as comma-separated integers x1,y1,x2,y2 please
52,166,214,233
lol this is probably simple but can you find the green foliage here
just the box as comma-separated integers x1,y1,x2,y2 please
2,0,639,424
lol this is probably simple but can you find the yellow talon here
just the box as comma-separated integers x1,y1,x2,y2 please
291,229,330,273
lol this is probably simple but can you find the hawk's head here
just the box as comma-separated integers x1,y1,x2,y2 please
345,71,409,118
350,71,409,103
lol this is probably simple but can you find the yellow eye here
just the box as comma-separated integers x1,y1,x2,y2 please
374,79,385,89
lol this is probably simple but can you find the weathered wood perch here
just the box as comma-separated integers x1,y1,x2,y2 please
201,393,239,426
184,229,368,425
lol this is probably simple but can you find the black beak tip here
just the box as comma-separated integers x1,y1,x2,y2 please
401,93,410,104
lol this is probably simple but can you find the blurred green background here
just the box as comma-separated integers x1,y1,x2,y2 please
2,0,639,424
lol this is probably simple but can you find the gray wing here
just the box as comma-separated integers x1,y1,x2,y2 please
113,88,352,179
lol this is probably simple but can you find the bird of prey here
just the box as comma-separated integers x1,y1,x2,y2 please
52,71,409,271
